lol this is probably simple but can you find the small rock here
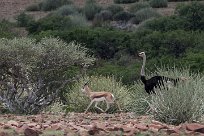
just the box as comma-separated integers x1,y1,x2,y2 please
7,120,18,127
185,123,204,131
134,124,148,131
0,131,9,136
24,128,41,136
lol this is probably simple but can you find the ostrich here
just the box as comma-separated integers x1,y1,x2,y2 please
138,52,186,94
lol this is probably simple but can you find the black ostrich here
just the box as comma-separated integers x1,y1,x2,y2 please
138,52,186,94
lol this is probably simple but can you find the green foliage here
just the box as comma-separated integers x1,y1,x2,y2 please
149,0,168,8
66,75,131,113
0,38,95,114
89,62,140,84
93,10,113,26
26,4,41,11
113,11,135,21
40,0,73,11
128,82,150,115
176,2,204,30
114,0,139,4
128,2,151,13
53,5,78,16
0,20,17,38
141,30,195,58
107,5,124,15
134,8,160,23
16,12,34,27
69,14,89,27
148,67,204,125
144,16,185,31
84,0,102,20
27,14,87,34
42,101,65,114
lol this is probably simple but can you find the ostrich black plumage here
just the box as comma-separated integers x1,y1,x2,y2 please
138,52,185,94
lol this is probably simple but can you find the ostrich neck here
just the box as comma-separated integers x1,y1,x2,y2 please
141,55,146,76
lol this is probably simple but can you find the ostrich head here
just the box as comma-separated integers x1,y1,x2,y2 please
138,52,146,58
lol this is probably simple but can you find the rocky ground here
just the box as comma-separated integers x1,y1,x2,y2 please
0,112,204,136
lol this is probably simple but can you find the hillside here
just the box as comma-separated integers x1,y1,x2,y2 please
0,0,189,22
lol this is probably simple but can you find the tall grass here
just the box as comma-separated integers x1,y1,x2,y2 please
147,67,204,125
66,75,131,113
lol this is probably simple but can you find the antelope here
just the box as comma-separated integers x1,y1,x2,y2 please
81,82,122,113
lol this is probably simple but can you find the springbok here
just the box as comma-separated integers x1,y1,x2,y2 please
81,82,122,113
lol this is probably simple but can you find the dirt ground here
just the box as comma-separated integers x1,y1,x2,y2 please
0,112,204,136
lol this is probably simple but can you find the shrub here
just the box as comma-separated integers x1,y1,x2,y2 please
134,8,160,23
84,0,102,20
113,11,135,21
69,14,89,27
147,67,204,125
128,81,150,115
0,20,17,38
0,38,95,114
93,10,113,26
53,5,78,16
66,75,132,113
40,0,73,11
114,0,139,4
16,12,34,27
128,2,151,13
149,0,168,8
27,15,80,34
42,101,65,114
143,16,186,31
26,4,41,11
107,5,124,15
176,2,204,30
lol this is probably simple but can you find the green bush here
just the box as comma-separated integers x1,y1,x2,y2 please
42,101,65,114
93,10,113,26
0,20,17,38
40,0,73,11
149,0,168,8
128,81,150,115
128,2,151,13
27,14,84,34
84,0,102,20
144,16,185,31
114,0,139,4
69,14,89,27
113,11,135,21
26,4,41,11
66,75,132,113
107,5,124,15
134,8,160,23
176,2,204,30
53,5,78,16
16,12,34,27
147,67,204,125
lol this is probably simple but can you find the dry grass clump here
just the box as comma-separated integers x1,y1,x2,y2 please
66,75,132,113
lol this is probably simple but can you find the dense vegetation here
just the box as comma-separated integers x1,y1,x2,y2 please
0,0,204,125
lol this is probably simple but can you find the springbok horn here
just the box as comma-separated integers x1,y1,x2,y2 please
84,80,90,87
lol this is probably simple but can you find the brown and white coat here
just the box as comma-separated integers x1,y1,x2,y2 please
81,84,121,113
